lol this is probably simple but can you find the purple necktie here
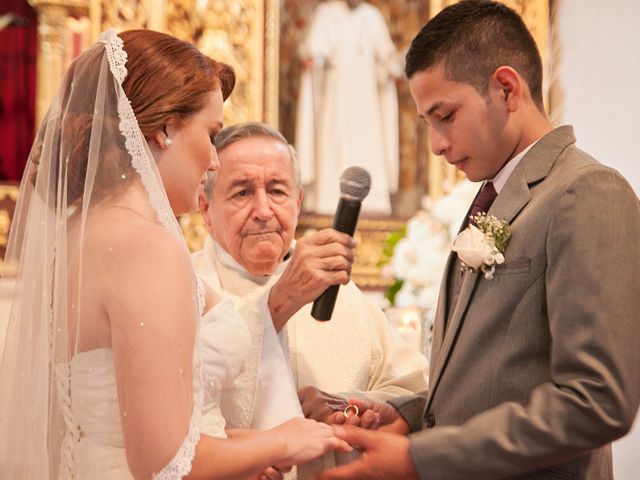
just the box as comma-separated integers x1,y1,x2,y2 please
467,181,498,227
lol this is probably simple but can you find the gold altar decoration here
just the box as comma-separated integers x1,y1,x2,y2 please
28,0,91,126
0,184,20,273
29,0,279,128
295,215,407,289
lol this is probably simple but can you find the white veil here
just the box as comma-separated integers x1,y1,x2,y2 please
0,30,203,478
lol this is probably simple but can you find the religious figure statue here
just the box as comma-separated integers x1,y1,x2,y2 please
295,0,402,215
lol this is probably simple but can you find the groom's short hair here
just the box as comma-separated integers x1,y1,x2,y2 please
405,0,544,109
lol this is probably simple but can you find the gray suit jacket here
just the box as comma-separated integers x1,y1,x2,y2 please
390,126,640,479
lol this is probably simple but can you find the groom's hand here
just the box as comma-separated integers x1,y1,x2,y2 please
316,425,419,480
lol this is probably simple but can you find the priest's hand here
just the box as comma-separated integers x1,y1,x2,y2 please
268,229,355,331
298,386,350,423
299,387,388,430
316,426,419,480
328,397,410,434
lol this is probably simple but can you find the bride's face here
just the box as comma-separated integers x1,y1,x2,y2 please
156,89,224,215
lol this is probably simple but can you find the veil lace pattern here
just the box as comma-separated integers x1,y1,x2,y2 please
0,28,207,479
99,29,183,238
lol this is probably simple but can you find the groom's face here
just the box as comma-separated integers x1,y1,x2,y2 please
409,64,516,182
200,136,302,276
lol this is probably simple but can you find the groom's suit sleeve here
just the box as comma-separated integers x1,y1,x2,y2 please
402,162,640,479
388,393,429,434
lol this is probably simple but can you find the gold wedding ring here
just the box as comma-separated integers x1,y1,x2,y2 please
343,404,359,418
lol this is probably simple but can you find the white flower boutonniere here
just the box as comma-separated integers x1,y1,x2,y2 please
452,213,511,280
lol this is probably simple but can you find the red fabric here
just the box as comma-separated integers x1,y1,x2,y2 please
0,0,37,181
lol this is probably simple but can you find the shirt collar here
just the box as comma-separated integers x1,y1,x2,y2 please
490,140,538,193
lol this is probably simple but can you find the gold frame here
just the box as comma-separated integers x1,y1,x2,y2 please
28,0,280,128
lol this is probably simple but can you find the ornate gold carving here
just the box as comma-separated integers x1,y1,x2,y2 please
263,0,279,127
29,0,90,126
0,185,19,272
179,211,209,253
295,214,407,289
0,186,19,203
100,0,149,31
163,0,269,126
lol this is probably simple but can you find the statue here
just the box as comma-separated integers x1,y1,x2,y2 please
295,0,402,215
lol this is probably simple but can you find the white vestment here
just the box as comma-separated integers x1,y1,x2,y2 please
192,237,428,478
295,1,402,215
194,242,303,431
192,237,428,404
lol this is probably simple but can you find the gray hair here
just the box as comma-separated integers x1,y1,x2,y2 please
204,122,301,200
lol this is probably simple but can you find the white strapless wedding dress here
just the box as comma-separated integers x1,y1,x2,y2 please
56,297,251,479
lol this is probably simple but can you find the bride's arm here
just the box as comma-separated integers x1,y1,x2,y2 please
103,226,349,479
104,225,200,478
188,418,350,480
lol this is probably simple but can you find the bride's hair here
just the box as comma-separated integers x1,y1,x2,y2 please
29,29,236,207
120,29,235,139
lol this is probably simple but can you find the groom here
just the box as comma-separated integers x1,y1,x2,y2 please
319,2,640,479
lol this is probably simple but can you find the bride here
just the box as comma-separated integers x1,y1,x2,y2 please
0,29,349,479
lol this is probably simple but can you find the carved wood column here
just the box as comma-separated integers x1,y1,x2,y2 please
28,0,89,126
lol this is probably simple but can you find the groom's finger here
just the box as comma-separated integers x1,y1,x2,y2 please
331,424,379,450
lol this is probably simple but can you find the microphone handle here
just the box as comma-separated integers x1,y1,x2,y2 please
311,197,362,321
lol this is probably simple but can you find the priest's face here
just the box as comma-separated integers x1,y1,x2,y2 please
201,136,302,276
408,64,518,182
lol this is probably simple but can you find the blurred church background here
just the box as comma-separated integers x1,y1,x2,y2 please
0,1,638,475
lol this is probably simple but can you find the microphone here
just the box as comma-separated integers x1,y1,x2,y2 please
311,167,371,321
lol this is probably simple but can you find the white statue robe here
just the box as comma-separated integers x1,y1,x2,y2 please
295,0,402,215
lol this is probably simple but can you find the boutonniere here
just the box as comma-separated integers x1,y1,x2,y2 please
451,213,511,280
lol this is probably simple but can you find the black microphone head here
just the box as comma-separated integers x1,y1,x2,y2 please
339,167,371,201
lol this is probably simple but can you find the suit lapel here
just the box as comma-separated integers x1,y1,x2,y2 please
428,251,452,381
427,265,479,404
426,126,577,405
427,173,531,405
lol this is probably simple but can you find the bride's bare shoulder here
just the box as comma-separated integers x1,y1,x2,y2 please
84,207,190,270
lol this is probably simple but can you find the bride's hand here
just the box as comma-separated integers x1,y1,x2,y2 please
270,417,352,468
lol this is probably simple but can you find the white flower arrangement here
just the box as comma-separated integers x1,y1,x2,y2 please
452,213,511,280
382,180,479,315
